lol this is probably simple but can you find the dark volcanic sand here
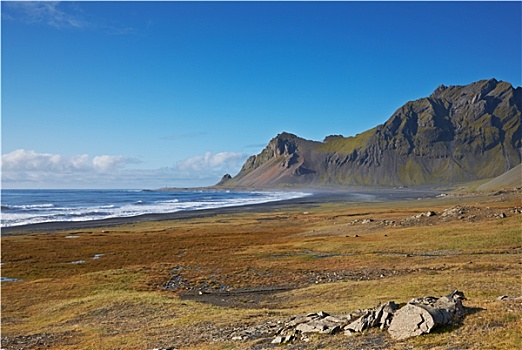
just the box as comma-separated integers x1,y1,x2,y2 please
2,188,441,235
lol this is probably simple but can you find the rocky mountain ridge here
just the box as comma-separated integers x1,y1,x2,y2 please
220,79,521,187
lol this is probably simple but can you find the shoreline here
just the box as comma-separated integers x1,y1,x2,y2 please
3,189,520,350
1,188,441,235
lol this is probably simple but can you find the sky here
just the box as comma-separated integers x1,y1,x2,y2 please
2,1,521,189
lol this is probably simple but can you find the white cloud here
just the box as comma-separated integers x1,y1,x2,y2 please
1,149,88,172
1,149,248,189
1,149,142,188
92,155,133,173
2,149,136,174
3,2,87,29
2,2,134,34
70,154,91,170
177,152,247,172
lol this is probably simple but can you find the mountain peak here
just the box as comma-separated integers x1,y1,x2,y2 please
223,79,521,188
275,131,298,139
430,78,499,98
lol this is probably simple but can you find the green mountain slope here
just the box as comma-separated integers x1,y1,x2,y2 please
477,164,522,191
221,79,521,188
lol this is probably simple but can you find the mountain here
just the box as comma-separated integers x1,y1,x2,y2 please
220,79,521,188
476,164,522,191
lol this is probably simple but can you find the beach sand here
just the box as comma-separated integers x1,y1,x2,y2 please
2,187,439,235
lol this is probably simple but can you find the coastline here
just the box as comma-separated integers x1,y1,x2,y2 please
1,187,441,235
3,187,519,349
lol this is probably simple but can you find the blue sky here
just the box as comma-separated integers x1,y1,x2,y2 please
2,1,521,189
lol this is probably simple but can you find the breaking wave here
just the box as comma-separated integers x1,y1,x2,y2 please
1,189,311,227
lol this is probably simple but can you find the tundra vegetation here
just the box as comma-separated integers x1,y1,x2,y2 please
1,187,521,349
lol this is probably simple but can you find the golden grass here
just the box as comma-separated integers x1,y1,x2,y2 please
2,190,521,349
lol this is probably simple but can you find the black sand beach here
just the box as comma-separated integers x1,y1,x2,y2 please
2,188,441,235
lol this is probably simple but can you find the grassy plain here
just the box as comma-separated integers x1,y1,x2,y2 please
1,189,521,349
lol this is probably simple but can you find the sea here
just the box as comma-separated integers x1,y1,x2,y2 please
1,189,311,228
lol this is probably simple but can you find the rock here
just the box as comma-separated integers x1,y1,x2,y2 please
271,335,295,344
324,315,344,323
216,174,232,186
434,290,466,319
345,302,398,332
441,206,465,217
345,313,369,332
279,312,340,339
344,329,355,336
287,315,313,327
296,320,341,334
268,290,467,344
70,260,85,264
495,295,520,301
388,290,466,340
377,302,399,329
317,311,330,318
388,303,439,340
410,296,439,305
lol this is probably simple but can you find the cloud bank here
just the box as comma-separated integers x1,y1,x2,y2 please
2,149,248,189
2,149,137,173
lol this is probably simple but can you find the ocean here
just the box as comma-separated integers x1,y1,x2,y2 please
1,189,311,228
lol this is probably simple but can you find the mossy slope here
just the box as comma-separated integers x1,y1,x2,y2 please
224,79,521,187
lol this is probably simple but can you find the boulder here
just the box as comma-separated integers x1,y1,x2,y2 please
388,304,438,340
388,290,466,340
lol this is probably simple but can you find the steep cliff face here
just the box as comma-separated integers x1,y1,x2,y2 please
229,132,322,187
223,79,521,188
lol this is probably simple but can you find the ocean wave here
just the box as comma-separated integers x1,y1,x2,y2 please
2,203,55,211
158,199,179,204
1,190,311,228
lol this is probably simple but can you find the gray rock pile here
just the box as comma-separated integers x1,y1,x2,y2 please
271,311,344,344
237,290,468,345
345,301,398,334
